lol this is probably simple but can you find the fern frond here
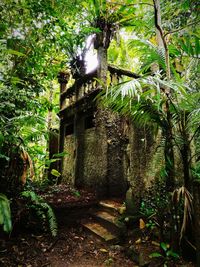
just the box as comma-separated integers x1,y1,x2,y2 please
21,190,57,237
0,194,12,233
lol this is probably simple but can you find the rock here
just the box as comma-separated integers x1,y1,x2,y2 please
138,251,151,267
125,245,139,263
110,245,124,252
125,187,136,215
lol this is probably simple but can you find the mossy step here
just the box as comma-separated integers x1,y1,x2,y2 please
93,210,121,228
82,221,118,242
99,199,125,213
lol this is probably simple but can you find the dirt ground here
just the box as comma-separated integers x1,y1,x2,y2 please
0,222,196,267
0,185,196,267
0,224,134,267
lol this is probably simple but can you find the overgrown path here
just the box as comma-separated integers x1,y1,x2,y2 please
0,224,135,267
0,220,195,267
0,184,195,266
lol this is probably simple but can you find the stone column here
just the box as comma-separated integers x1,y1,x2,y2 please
57,72,69,181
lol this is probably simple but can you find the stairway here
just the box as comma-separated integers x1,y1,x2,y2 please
82,199,126,244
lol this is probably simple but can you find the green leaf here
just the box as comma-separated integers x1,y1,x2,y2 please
186,37,194,56
166,250,179,259
149,252,163,258
52,152,68,158
195,36,200,56
51,169,61,177
73,190,81,197
0,194,12,233
160,242,168,252
179,38,188,54
6,49,25,57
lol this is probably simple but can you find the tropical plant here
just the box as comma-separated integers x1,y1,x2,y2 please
150,242,179,266
0,0,77,189
99,0,199,256
0,194,12,233
140,179,170,240
172,186,193,242
21,190,57,237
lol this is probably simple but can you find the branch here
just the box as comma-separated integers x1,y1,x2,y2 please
153,0,171,79
109,2,154,7
189,125,200,144
188,151,200,165
152,0,166,51
164,19,200,37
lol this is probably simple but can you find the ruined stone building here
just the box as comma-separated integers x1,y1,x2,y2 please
58,66,159,200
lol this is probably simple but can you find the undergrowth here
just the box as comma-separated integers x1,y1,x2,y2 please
21,190,57,237
0,193,12,233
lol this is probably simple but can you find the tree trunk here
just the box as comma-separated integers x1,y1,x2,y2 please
164,103,175,191
97,37,108,85
45,81,53,179
57,72,69,183
153,0,178,252
181,144,191,190
153,0,175,190
193,180,200,265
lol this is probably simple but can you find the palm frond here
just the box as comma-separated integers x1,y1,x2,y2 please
172,186,193,242
128,38,166,71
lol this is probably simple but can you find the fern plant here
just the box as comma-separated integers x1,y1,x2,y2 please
21,190,57,237
0,194,12,233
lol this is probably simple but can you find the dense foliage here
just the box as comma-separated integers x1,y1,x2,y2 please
0,0,199,262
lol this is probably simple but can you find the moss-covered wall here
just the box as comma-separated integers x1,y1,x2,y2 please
60,108,129,197
128,123,163,210
62,134,75,184
60,110,163,200
82,127,108,195
58,68,164,200
105,112,128,197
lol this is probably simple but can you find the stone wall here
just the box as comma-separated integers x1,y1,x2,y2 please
104,111,128,197
58,67,163,199
128,123,163,209
60,108,163,200
62,134,75,184
82,127,108,195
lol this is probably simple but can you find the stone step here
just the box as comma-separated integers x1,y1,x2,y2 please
99,199,125,214
92,210,126,237
94,210,118,225
82,220,118,243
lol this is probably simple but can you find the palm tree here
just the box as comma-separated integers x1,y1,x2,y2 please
100,0,200,254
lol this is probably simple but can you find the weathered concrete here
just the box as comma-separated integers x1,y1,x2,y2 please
82,127,108,194
58,66,163,200
62,134,75,184
128,123,162,210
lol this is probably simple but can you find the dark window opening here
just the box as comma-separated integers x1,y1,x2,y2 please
85,114,95,129
65,124,74,135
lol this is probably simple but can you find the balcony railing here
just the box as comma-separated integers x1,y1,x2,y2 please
59,65,140,113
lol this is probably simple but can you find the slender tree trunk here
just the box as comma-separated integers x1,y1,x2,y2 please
57,72,69,183
153,0,178,251
47,82,53,131
181,144,191,189
180,118,192,190
153,0,175,190
46,81,53,180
